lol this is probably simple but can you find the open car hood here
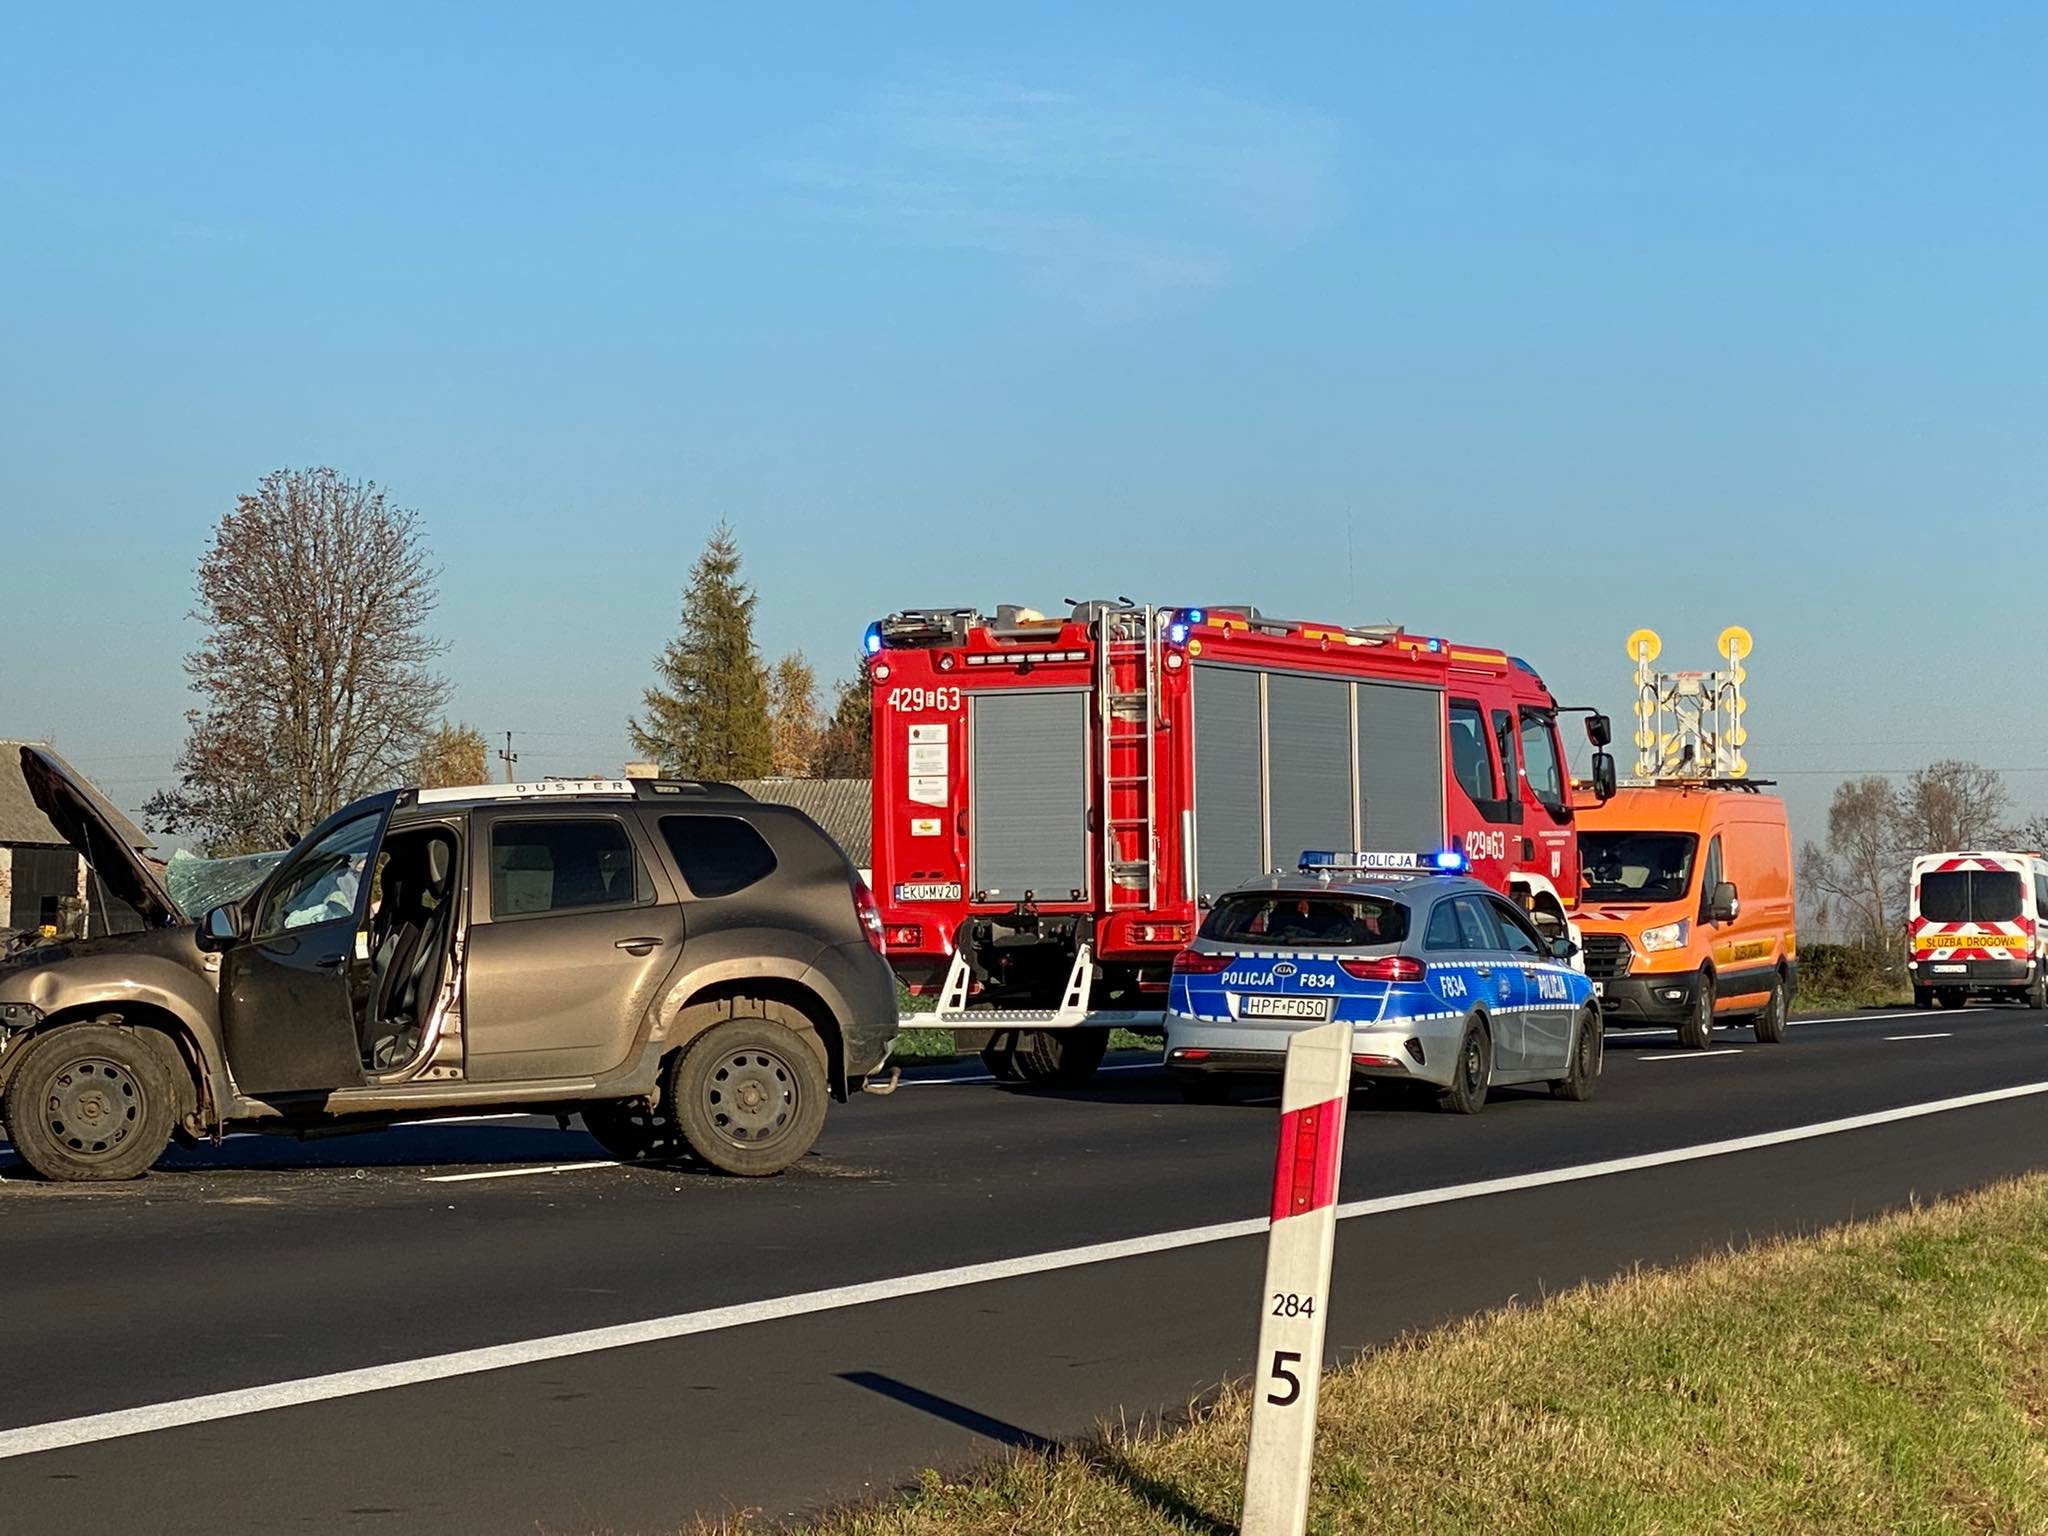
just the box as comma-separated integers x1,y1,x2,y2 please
18,745,182,927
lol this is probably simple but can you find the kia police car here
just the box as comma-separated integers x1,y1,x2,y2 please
1165,852,1602,1112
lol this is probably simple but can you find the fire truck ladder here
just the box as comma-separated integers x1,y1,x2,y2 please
1097,603,1159,911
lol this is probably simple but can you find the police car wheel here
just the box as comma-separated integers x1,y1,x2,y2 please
1551,1008,1600,1101
1751,976,1788,1044
1435,1016,1491,1115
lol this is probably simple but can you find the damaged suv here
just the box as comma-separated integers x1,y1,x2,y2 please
0,749,898,1181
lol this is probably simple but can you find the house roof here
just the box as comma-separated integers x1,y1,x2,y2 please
0,741,152,851
734,777,872,867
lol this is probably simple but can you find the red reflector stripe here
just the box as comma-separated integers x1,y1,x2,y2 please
1270,1095,1345,1222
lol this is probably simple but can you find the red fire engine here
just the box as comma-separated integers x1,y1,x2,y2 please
867,601,1616,1084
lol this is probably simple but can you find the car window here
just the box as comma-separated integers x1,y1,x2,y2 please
1424,898,1464,950
1204,891,1411,947
1486,896,1543,956
1448,702,1498,802
660,815,779,898
1581,831,1699,902
1491,710,1519,797
1697,835,1725,923
1518,711,1565,810
491,818,647,917
257,813,380,934
1452,895,1499,950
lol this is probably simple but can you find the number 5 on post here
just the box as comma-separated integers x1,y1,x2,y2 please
1240,1019,1353,1536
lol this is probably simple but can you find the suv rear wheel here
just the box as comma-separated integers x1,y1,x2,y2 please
671,1015,829,1176
2,1024,177,1182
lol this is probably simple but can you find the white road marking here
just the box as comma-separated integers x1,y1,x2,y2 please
1636,1049,1746,1061
1607,1006,1991,1041
1884,1033,1953,1041
3,1076,2044,1461
423,1160,618,1183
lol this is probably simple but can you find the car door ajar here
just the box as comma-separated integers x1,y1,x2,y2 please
220,806,389,1095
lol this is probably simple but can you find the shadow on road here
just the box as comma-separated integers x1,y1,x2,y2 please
837,1371,1234,1535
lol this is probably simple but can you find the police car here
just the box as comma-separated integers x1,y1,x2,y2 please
1165,851,1602,1112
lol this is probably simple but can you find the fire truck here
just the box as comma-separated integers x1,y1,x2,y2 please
867,601,1617,1084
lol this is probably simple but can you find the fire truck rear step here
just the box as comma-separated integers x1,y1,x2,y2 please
902,943,1164,1031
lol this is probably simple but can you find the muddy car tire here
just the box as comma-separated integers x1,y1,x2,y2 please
1678,973,1716,1050
2,1025,177,1182
670,1017,829,1177
1435,1015,1491,1115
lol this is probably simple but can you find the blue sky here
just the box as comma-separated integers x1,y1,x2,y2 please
4,2,2045,847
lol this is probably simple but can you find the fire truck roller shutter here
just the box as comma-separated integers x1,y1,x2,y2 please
1356,682,1446,853
1266,673,1355,877
1193,664,1264,894
968,689,1090,900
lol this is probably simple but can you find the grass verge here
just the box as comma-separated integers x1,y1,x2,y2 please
720,1175,2048,1534
891,1026,1160,1064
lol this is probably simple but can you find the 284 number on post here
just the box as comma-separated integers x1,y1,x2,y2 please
1270,1292,1316,1318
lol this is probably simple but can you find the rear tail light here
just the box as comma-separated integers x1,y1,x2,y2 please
853,881,886,955
1172,949,1231,975
1132,923,1190,945
1339,955,1426,982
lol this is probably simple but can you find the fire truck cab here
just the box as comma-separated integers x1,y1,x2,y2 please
868,601,1615,1085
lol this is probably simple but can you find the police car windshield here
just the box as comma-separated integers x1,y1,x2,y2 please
1579,832,1698,903
1201,893,1410,948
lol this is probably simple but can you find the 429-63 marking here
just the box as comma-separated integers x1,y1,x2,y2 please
886,686,962,713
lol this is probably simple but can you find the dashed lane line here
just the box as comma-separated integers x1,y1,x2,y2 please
4,1076,2045,1461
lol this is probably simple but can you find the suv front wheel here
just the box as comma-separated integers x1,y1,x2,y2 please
671,1014,829,1176
2,1024,178,1182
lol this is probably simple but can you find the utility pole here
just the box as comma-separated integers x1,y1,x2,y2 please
498,731,520,784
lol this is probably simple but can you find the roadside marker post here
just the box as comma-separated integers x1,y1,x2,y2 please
1240,1019,1354,1536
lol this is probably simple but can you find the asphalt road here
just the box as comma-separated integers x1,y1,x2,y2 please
3,1003,2044,1534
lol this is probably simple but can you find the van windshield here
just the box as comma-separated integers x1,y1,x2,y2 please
1918,870,2023,924
1201,893,1410,948
1579,832,1699,903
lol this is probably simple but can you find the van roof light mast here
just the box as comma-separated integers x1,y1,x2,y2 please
1626,626,1753,781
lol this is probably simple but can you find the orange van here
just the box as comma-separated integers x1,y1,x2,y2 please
1573,783,1797,1047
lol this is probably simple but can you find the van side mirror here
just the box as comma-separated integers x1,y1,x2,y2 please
1708,882,1739,924
1591,752,1618,801
1584,712,1613,748
199,903,246,950
1549,935,1578,961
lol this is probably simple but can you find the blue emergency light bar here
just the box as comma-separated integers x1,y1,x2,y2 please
1298,849,1469,875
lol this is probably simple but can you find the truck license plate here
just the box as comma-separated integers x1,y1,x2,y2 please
1930,963,1967,974
1239,995,1333,1021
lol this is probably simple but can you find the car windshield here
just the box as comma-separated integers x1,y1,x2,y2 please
1917,869,2023,924
1201,892,1410,947
1579,831,1699,903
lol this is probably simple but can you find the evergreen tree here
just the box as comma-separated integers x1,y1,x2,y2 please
767,652,822,776
812,659,875,777
629,524,773,778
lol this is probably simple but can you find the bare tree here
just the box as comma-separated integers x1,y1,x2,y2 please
2003,812,2048,853
146,468,447,853
1798,775,1902,949
1895,759,2009,853
766,653,821,777
413,721,491,789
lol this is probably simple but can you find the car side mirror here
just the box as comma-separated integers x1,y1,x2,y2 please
1549,935,1578,961
1708,882,1739,924
1585,712,1613,749
1591,751,1618,801
199,902,246,950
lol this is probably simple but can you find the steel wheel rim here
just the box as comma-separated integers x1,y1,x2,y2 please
1462,1032,1485,1095
704,1048,798,1147
44,1056,141,1157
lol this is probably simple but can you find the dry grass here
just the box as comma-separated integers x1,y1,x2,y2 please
692,1175,2048,1535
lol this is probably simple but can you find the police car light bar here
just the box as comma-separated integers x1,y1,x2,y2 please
1297,849,1468,875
